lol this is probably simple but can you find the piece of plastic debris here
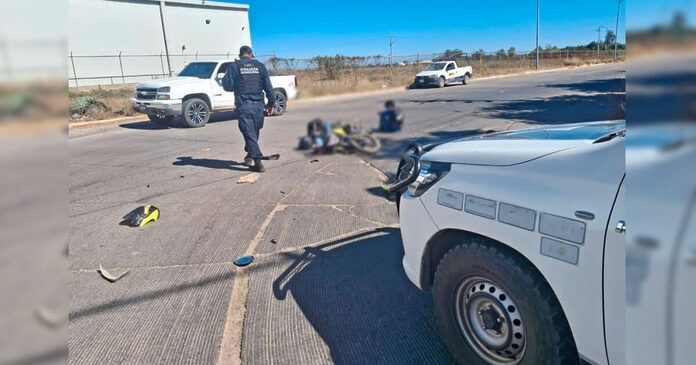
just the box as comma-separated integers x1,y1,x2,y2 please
180,175,185,178
201,147,211,152
234,255,254,267
122,205,160,227
35,306,65,328
237,173,260,184
98,264,130,282
147,184,151,188
270,239,277,244
310,159,319,163
280,191,286,194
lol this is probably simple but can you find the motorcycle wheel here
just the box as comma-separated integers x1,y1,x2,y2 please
347,134,381,154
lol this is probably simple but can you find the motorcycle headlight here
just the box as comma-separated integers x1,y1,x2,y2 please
408,161,451,197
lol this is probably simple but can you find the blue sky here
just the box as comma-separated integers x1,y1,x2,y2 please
212,0,689,58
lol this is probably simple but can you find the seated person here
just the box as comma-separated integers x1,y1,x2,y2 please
378,100,404,132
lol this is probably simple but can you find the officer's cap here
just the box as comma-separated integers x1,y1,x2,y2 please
239,45,253,56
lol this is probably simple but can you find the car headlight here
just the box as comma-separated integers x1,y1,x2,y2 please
157,87,170,93
429,74,439,79
408,161,451,197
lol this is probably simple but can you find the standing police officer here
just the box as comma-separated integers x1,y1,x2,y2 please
222,46,275,172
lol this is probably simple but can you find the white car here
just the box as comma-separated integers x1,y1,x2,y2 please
413,60,473,88
388,121,625,365
131,60,298,127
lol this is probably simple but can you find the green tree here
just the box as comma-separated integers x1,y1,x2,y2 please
604,30,616,49
496,48,507,59
507,47,516,58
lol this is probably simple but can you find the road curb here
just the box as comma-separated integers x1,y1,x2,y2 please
69,115,144,129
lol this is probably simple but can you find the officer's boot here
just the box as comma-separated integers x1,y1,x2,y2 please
243,155,253,166
251,159,265,173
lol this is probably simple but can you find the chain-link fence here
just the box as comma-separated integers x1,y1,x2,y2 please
68,49,625,90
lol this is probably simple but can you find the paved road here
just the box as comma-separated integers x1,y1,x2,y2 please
68,63,624,365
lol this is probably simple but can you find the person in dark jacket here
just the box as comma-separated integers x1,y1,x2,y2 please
222,45,275,172
378,99,404,132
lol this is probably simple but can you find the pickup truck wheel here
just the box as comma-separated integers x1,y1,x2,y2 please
437,76,446,88
147,114,175,125
433,242,578,365
182,98,210,128
272,90,287,116
463,74,471,85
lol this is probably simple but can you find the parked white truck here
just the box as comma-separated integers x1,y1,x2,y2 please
131,60,298,127
413,61,473,88
388,121,625,365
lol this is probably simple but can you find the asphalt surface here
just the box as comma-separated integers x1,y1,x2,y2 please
68,63,624,365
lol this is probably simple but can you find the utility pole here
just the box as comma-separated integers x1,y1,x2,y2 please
536,0,540,69
388,36,395,84
596,26,608,61
614,0,623,60
159,0,173,76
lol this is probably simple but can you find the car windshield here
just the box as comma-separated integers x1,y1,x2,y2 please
423,62,447,71
178,62,217,79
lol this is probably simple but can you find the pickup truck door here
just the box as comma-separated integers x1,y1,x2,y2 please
445,62,457,81
212,62,235,110
604,178,624,365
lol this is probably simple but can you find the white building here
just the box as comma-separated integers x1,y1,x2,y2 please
69,0,251,87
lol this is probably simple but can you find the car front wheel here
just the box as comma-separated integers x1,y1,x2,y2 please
433,241,578,365
182,98,210,128
438,76,446,88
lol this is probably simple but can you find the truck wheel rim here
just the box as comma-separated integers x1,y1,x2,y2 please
188,102,207,124
274,94,287,114
455,277,526,364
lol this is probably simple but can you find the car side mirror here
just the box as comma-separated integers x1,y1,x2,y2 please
216,73,225,80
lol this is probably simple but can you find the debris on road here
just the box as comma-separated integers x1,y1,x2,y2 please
237,173,260,184
122,205,160,227
35,305,66,328
201,147,211,152
179,175,185,178
310,159,319,163
233,255,254,267
280,191,286,195
270,239,277,244
98,264,130,282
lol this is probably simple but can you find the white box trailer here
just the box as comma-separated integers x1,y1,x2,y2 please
69,0,252,87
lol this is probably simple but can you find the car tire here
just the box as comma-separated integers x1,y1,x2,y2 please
463,74,471,85
272,90,287,116
433,241,578,365
182,98,210,128
438,76,446,88
147,114,175,125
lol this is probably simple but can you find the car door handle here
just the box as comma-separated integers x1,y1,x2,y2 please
615,220,626,234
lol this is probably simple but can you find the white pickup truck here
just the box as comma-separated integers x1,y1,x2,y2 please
131,60,298,127
413,61,473,88
388,121,626,365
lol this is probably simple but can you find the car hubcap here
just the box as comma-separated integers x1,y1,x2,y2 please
455,277,526,364
188,102,207,124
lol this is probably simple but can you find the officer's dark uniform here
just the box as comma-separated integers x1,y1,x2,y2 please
222,48,275,170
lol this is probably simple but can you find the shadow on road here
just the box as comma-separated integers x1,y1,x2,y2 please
482,92,625,125
172,156,250,171
119,111,239,130
271,227,452,364
543,77,626,94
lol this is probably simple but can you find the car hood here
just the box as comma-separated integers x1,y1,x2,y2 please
416,70,444,77
136,77,207,88
422,121,625,166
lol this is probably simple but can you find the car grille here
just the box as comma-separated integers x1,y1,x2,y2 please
136,88,158,100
